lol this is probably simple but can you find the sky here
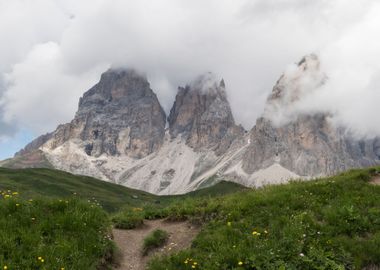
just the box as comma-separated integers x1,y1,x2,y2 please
1,0,380,159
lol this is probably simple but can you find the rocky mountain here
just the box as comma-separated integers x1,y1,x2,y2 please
45,69,166,159
168,73,244,155
236,54,379,184
2,55,379,194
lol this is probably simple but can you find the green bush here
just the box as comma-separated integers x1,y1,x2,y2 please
143,229,169,255
0,192,115,270
111,208,144,229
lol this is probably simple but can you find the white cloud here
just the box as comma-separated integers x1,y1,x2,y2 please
1,42,105,134
0,0,379,139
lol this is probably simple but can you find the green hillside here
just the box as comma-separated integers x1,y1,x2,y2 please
2,166,380,269
0,167,246,212
145,167,380,270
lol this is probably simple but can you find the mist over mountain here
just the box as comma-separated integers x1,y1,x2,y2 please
3,54,379,194
1,0,380,154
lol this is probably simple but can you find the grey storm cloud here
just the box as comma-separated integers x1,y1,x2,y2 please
0,0,380,140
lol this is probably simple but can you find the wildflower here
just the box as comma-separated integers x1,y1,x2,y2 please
299,253,305,257
12,192,18,195
4,266,8,270
238,261,243,266
252,231,261,236
264,230,268,234
227,222,232,226
16,203,20,207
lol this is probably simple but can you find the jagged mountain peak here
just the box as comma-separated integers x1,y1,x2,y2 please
168,74,244,153
78,68,153,109
187,72,226,96
44,67,167,159
263,54,327,124
267,54,325,105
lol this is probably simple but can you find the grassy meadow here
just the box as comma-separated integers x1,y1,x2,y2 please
1,166,380,269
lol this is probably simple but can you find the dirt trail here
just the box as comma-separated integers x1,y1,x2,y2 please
371,176,380,185
113,219,200,270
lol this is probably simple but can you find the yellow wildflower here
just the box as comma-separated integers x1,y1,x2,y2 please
238,261,243,265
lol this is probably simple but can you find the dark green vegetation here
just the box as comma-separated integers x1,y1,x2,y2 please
0,167,246,212
112,208,145,229
142,229,169,255
146,167,380,270
0,194,115,270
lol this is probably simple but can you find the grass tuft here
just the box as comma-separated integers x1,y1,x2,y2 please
143,229,169,256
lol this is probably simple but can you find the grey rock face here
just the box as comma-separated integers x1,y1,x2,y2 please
15,132,53,157
374,138,380,159
47,68,167,158
243,55,379,177
242,115,379,176
168,73,244,154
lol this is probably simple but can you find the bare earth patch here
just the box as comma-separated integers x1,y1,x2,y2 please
371,177,380,185
113,219,200,270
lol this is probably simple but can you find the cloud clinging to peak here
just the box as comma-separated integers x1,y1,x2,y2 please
0,0,380,146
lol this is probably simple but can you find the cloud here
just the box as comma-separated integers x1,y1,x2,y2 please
0,0,379,144
1,42,106,134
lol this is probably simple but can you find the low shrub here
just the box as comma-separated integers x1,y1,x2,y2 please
142,229,169,255
111,208,144,229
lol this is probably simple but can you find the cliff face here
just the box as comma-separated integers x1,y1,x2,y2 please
242,115,379,177
242,55,379,177
44,69,166,159
168,73,244,154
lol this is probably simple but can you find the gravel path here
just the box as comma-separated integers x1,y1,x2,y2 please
113,219,200,270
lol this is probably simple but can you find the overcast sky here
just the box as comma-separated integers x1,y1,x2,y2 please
1,0,380,159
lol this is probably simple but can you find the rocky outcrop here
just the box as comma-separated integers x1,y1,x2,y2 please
168,73,244,154
374,138,380,159
242,54,379,177
242,115,379,177
44,69,166,159
15,132,53,157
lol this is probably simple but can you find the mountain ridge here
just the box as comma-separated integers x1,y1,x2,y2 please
2,55,380,194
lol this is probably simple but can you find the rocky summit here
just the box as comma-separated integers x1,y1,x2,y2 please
2,55,379,194
168,73,244,155
45,69,166,159
242,54,379,178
